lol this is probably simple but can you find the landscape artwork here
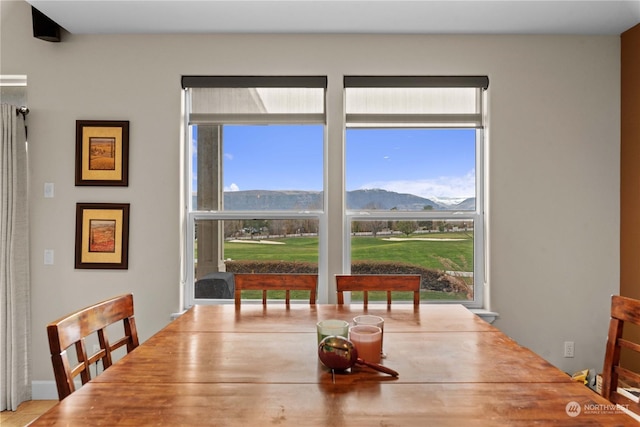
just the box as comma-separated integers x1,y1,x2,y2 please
76,120,129,186
89,137,116,171
75,203,129,269
89,219,116,253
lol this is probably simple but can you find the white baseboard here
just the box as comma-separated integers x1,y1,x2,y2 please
470,309,499,324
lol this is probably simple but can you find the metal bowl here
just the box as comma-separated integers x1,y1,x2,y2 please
318,335,358,371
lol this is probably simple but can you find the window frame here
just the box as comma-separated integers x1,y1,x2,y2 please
342,76,487,308
181,75,488,309
343,136,485,307
181,77,327,308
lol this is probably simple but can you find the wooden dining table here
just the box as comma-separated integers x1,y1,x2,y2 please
31,304,637,426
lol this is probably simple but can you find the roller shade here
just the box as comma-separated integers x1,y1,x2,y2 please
345,76,488,128
183,76,327,125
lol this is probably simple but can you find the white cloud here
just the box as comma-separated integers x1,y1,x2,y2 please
224,183,240,192
224,153,234,161
359,170,475,199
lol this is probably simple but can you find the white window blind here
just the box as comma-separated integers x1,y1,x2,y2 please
345,76,488,128
183,76,327,125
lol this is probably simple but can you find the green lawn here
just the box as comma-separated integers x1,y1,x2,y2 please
224,237,319,263
223,233,473,302
350,234,473,271
223,232,473,272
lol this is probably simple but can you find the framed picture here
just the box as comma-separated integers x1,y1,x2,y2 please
75,120,129,186
75,203,130,269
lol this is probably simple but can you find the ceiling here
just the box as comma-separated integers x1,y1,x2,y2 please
25,0,640,36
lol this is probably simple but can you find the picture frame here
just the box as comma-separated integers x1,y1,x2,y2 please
75,120,129,186
75,203,130,269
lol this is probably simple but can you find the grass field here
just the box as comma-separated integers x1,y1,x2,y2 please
223,232,473,272
221,232,473,302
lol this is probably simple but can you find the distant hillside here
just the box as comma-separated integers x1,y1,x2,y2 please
189,189,475,211
451,197,476,210
225,190,322,210
345,189,444,210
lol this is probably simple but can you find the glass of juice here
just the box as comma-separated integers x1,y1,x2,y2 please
353,315,385,357
348,325,382,364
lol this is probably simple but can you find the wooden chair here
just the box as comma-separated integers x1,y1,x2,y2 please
47,294,139,400
602,295,640,420
335,274,421,308
234,273,317,307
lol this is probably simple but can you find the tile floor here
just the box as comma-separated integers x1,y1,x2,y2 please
0,400,57,427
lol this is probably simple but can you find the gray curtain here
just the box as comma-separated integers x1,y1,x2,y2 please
0,103,31,411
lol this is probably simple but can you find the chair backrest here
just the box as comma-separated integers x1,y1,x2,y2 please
335,274,421,308
234,273,317,307
47,294,139,400
601,295,640,419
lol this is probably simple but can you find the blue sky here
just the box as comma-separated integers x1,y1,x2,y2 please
193,126,476,200
346,128,475,200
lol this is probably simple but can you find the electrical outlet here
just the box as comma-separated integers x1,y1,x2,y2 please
44,182,54,198
564,341,575,358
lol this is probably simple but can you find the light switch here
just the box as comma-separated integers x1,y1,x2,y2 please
44,182,54,198
44,249,54,265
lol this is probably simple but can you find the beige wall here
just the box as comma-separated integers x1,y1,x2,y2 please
1,0,622,394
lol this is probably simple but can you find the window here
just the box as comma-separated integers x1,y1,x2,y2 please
182,76,326,306
344,76,487,305
182,75,488,308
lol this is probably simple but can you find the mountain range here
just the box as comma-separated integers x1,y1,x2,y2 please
192,189,475,211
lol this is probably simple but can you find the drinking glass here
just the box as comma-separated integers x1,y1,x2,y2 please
353,315,385,356
316,319,350,343
349,325,382,364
